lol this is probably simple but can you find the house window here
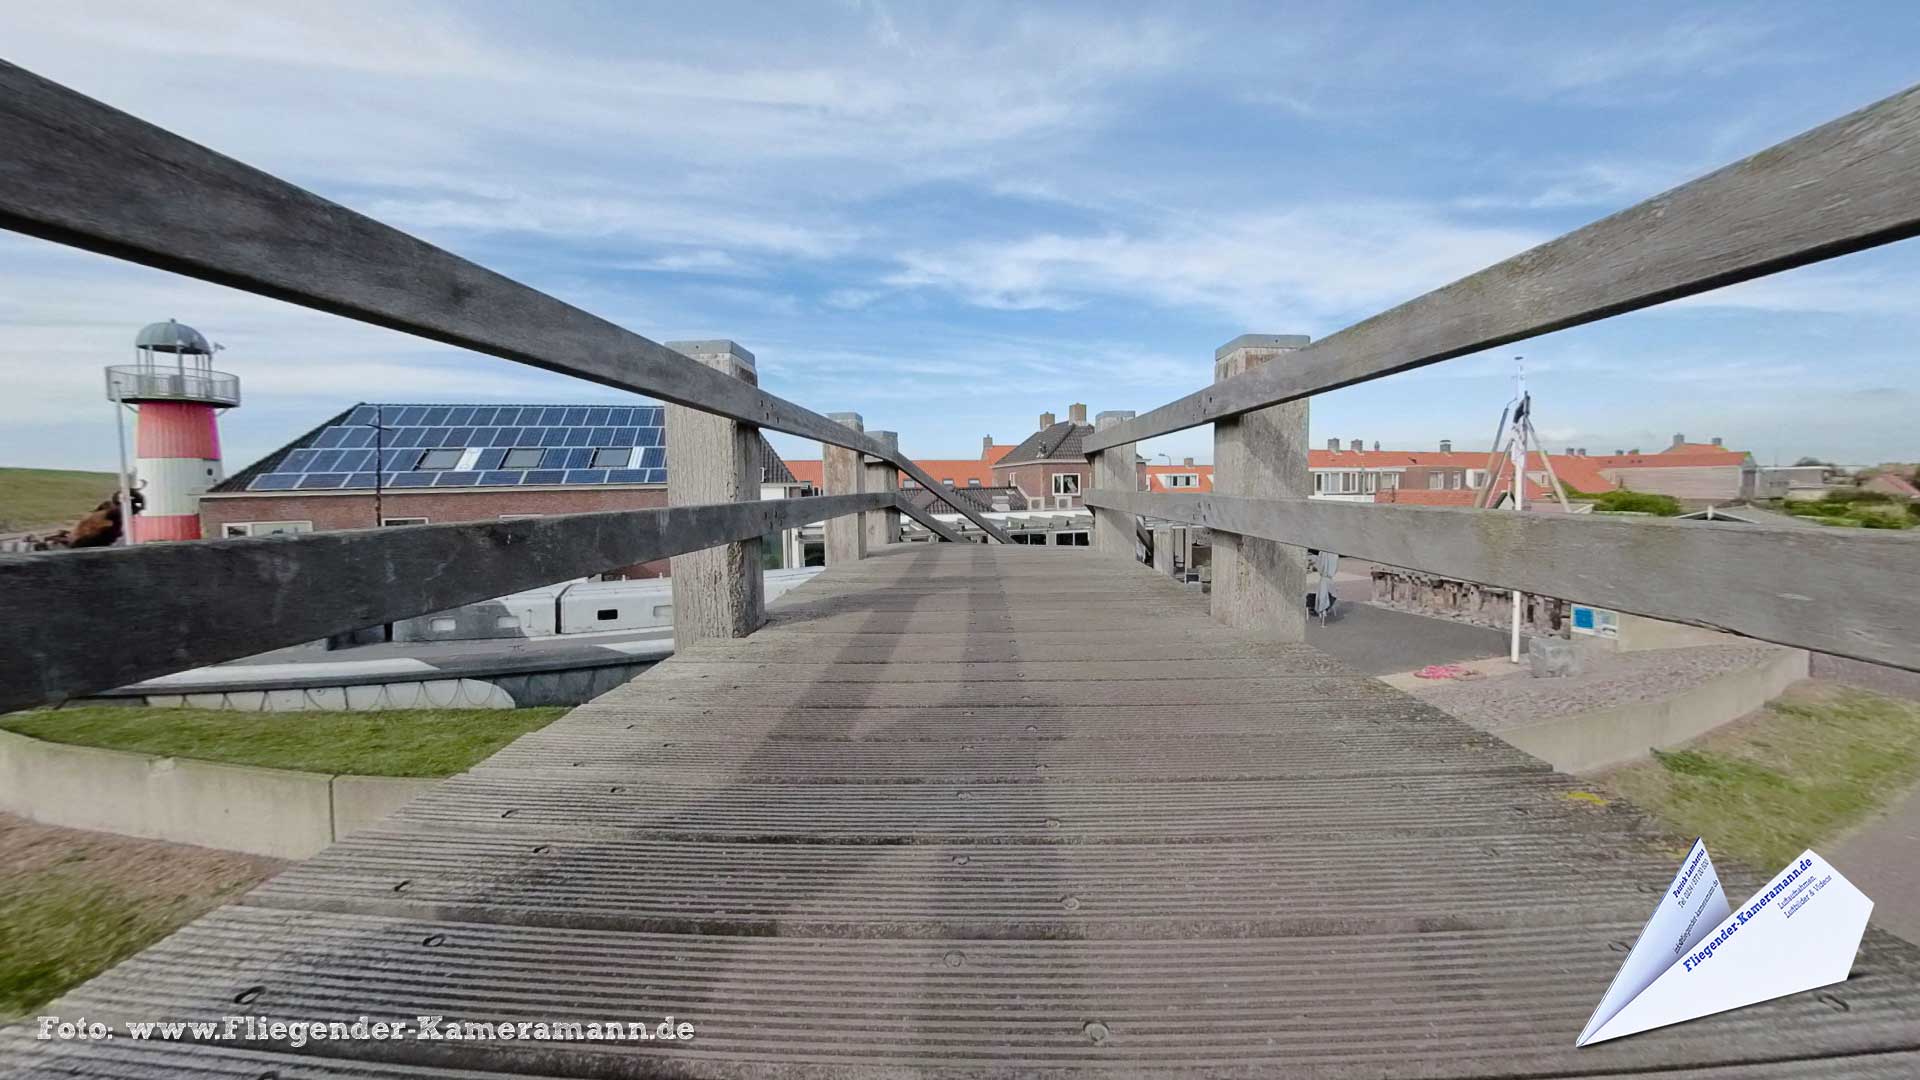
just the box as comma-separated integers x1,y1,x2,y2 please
499,514,543,521
501,448,545,469
1341,472,1358,493
1380,472,1399,489
381,517,428,527
1313,473,1325,494
416,448,461,470
943,478,955,487
590,447,631,469
967,478,981,487
1429,473,1445,490
223,520,313,537
1052,531,1089,546
1167,473,1197,488
1052,473,1080,496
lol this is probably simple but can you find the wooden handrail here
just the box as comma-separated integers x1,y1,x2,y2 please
1086,487,1920,671
0,61,1008,544
1084,83,1920,453
0,493,891,714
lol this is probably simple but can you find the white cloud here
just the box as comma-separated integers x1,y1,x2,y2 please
885,206,1546,325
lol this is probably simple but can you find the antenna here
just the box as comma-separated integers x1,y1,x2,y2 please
1472,354,1572,663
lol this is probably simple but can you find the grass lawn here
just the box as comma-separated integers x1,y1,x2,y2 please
1597,683,1920,871
0,705,567,777
0,466,119,533
1,813,283,1020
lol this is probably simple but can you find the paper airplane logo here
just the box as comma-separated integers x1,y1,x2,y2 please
1578,840,1873,1046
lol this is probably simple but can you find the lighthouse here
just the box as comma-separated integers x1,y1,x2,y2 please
105,321,242,542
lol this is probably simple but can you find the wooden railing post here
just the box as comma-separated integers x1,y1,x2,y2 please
1153,525,1176,576
1211,334,1311,640
824,412,867,563
665,340,764,644
1091,410,1137,559
864,430,901,549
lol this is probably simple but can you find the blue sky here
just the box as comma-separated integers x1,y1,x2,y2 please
1,1,1915,473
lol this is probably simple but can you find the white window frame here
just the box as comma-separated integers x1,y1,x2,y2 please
223,520,313,537
1051,472,1081,496
1167,473,1198,489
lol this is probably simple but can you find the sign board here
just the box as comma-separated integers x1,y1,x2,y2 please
1570,604,1618,639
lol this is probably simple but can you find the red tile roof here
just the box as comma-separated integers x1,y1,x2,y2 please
1374,488,1477,506
781,458,997,489
1142,464,1214,493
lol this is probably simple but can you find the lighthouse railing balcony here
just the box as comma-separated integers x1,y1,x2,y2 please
1079,82,1920,673
0,59,1011,715
105,364,242,407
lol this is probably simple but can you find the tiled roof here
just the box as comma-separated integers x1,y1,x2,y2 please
996,422,1091,466
983,444,1017,465
1143,465,1214,493
901,485,1026,515
1663,442,1740,455
1374,488,1477,506
781,458,997,489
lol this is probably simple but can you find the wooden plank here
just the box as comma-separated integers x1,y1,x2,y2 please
1088,487,1920,669
0,61,1009,543
0,492,886,714
1084,83,1920,452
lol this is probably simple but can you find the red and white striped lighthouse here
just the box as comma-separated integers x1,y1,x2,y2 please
107,320,241,543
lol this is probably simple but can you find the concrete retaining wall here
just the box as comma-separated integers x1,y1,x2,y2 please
0,729,438,858
1495,648,1809,773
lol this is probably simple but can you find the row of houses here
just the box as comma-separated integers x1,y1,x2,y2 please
193,395,1806,568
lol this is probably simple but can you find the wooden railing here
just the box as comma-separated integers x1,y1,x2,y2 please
1083,83,1920,672
0,61,1006,715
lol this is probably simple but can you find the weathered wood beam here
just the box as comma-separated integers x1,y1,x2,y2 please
0,61,1008,543
1085,488,1920,670
892,494,967,544
1084,83,1920,453
0,493,889,715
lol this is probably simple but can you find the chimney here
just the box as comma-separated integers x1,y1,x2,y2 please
1439,439,1453,454
1068,403,1088,425
1631,447,1642,455
1182,456,1194,466
1349,439,1363,452
1327,438,1340,452
1373,441,1380,451
1672,433,1686,447
982,435,993,458
1039,411,1055,430
1711,436,1723,447
1614,449,1624,456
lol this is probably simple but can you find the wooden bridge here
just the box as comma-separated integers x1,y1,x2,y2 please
4,61,1920,1076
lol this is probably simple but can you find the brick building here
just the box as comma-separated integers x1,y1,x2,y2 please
991,404,1098,510
199,402,799,576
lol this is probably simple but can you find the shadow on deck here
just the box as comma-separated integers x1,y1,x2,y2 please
7,543,1920,1077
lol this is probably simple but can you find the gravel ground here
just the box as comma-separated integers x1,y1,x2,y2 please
1400,643,1797,733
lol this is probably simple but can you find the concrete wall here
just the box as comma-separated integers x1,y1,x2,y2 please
1604,464,1743,502
1613,612,1735,652
1495,647,1809,773
0,729,438,858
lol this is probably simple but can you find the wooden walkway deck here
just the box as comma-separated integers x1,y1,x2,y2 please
9,543,1920,1077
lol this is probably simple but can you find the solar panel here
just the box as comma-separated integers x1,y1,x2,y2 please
249,404,673,491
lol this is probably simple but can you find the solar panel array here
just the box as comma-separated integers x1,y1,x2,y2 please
245,404,669,491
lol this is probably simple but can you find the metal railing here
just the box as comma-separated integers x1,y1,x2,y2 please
0,60,1009,715
1082,83,1920,672
105,365,242,406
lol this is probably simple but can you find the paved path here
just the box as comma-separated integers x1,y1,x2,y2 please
8,543,1920,1076
1832,780,1920,946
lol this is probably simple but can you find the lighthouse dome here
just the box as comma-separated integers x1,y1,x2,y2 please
135,320,213,355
